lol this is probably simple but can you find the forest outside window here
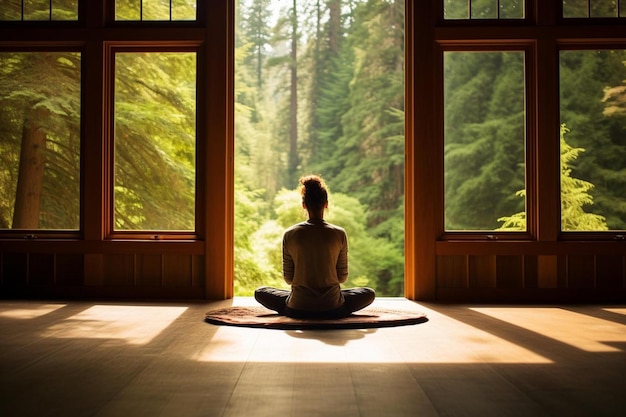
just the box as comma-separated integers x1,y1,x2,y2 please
115,0,197,21
234,0,405,297
0,51,81,231
0,0,79,21
112,51,197,232
443,50,527,232
443,0,525,19
559,48,626,232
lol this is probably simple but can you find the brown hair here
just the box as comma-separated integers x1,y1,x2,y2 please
299,174,328,212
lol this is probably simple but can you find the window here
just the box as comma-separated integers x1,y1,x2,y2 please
443,50,527,232
444,0,525,19
234,0,405,296
115,0,197,21
559,49,626,231
0,0,79,21
113,51,197,232
563,0,626,18
0,51,81,231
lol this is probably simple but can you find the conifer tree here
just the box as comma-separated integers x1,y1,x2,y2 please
498,125,608,231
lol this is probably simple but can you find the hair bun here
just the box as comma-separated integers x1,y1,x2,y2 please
299,175,328,211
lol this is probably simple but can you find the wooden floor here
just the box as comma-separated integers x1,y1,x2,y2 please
1,298,625,417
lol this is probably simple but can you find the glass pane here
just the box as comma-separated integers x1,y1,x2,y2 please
115,0,196,21
116,0,142,20
0,1,22,20
23,0,50,20
171,0,196,20
1,0,78,20
51,0,79,20
563,0,589,17
444,0,470,19
142,0,170,20
444,51,526,231
559,50,626,231
445,0,525,19
499,0,524,18
234,0,405,296
0,52,81,230
590,0,618,16
114,52,196,231
471,0,498,19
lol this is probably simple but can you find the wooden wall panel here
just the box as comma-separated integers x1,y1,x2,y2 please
103,254,135,286
469,255,496,288
2,253,27,286
29,253,54,286
192,255,205,287
595,255,624,289
137,254,162,287
56,254,84,286
524,256,538,288
436,255,467,288
567,255,595,289
538,255,558,288
496,255,524,289
163,254,192,287
84,254,104,286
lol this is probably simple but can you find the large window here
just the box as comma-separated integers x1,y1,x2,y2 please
234,0,405,296
444,50,526,232
0,51,81,231
113,51,197,232
559,49,626,231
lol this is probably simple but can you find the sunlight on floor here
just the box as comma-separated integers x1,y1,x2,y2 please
471,307,626,353
604,308,626,316
0,303,67,319
41,305,188,345
197,301,552,364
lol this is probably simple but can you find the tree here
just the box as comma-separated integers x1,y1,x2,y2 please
560,49,626,229
233,0,407,296
240,0,273,89
113,52,196,230
444,51,525,230
498,125,608,231
0,52,81,230
325,0,405,232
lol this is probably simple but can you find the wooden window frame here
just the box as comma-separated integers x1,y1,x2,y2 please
104,43,202,241
407,1,626,300
0,0,234,299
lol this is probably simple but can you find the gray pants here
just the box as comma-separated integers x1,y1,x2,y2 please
254,286,375,319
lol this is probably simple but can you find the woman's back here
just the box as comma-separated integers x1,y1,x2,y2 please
283,219,347,311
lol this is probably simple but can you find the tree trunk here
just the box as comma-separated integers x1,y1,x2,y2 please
288,0,298,177
328,0,341,55
12,111,47,229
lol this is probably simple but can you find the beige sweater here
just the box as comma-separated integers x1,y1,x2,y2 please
282,219,348,311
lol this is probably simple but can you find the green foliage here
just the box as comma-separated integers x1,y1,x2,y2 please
444,51,525,230
559,125,608,231
560,49,626,230
498,125,608,231
234,186,404,296
113,52,196,230
115,0,196,21
0,52,81,229
233,0,407,296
